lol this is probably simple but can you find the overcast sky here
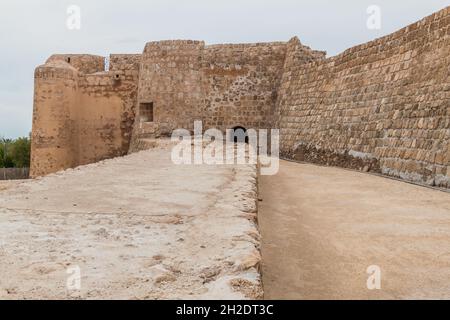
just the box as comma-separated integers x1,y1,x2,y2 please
0,0,448,138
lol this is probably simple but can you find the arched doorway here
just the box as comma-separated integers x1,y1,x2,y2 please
231,126,248,144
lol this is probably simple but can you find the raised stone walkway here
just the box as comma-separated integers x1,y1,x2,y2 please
0,146,261,299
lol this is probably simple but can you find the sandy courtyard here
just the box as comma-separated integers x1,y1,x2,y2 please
259,160,450,299
0,147,261,299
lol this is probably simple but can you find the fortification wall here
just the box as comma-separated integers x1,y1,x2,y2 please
32,41,322,175
31,61,79,177
76,69,138,166
133,39,323,144
110,54,142,72
32,7,450,185
277,7,450,188
30,54,140,177
136,40,205,138
201,42,287,132
46,54,105,74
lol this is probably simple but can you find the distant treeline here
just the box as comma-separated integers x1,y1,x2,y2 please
0,136,31,168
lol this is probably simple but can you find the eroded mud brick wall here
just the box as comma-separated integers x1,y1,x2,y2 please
31,54,140,177
277,7,450,188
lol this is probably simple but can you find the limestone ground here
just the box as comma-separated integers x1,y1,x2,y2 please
0,146,261,299
0,181,20,192
259,160,450,299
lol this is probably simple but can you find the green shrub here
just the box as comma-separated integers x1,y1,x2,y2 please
0,136,31,168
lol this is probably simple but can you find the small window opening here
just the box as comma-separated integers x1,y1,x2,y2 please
140,102,154,122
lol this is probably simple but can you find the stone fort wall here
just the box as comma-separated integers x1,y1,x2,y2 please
31,38,321,177
31,54,140,177
133,39,323,142
277,7,450,188
31,6,449,188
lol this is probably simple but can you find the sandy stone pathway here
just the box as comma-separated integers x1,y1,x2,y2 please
259,160,450,299
0,147,261,300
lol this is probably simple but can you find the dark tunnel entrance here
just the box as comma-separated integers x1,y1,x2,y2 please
231,126,249,144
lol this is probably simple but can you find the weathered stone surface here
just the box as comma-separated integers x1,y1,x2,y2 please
31,54,140,178
0,146,262,300
277,8,450,188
